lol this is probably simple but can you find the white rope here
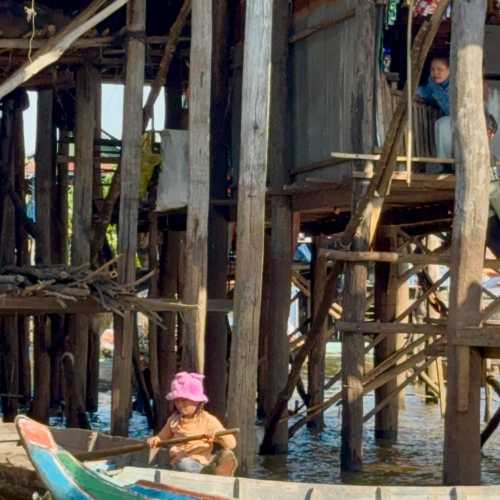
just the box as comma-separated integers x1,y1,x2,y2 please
24,0,37,63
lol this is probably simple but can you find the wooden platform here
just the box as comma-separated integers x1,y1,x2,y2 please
0,422,43,498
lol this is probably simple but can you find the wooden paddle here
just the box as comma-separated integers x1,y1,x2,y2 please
74,428,239,462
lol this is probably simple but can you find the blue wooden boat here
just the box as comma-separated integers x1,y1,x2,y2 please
16,416,230,500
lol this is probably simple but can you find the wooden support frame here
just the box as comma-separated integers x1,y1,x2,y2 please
0,0,129,101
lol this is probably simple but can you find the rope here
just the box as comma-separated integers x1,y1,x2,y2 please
24,0,37,63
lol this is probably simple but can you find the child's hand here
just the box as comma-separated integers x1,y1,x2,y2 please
147,436,161,448
203,430,216,443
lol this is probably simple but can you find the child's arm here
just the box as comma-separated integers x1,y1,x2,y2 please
147,418,174,448
207,415,237,450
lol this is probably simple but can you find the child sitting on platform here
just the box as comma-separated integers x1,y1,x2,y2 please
147,372,238,476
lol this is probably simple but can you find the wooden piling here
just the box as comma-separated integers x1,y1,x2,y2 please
340,0,377,472
31,89,55,423
307,240,328,433
443,0,489,485
227,0,273,472
182,0,213,373
374,231,406,441
0,93,21,421
205,0,234,419
261,0,292,453
66,63,98,427
111,0,147,436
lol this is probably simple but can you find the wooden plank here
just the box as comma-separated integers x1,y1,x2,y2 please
111,0,147,437
331,151,456,164
0,35,173,50
0,297,226,315
443,0,489,486
181,0,213,373
0,0,129,101
336,321,445,335
454,327,500,347
227,0,273,473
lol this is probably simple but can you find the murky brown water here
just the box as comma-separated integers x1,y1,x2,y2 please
86,352,500,485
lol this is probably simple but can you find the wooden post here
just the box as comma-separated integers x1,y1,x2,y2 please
227,0,273,472
155,74,187,426
158,230,183,422
374,231,406,441
66,63,97,427
87,75,102,414
0,92,20,421
307,240,328,433
340,0,377,472
13,94,31,404
341,174,369,472
258,233,272,420
31,89,55,423
182,0,213,373
260,0,292,454
111,0,146,436
444,0,489,485
425,235,441,402
205,0,234,419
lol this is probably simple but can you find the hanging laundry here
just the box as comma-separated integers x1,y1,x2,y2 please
385,0,401,28
414,0,451,18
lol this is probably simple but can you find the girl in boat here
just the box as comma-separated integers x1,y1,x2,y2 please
147,372,238,476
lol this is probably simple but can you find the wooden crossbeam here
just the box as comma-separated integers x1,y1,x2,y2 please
0,0,129,101
336,321,444,335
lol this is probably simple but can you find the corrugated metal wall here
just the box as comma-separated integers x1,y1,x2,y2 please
290,0,358,183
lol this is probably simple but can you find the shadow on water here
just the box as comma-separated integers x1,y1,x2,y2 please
71,349,500,485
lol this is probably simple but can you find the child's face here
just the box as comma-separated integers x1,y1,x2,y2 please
175,398,199,417
431,59,450,85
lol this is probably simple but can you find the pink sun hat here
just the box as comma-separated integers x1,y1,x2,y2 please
166,372,209,403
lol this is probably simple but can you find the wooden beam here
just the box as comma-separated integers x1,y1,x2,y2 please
111,0,146,437
0,35,174,50
0,0,129,101
0,296,225,315
444,0,489,486
181,0,213,372
336,321,445,335
227,0,273,473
